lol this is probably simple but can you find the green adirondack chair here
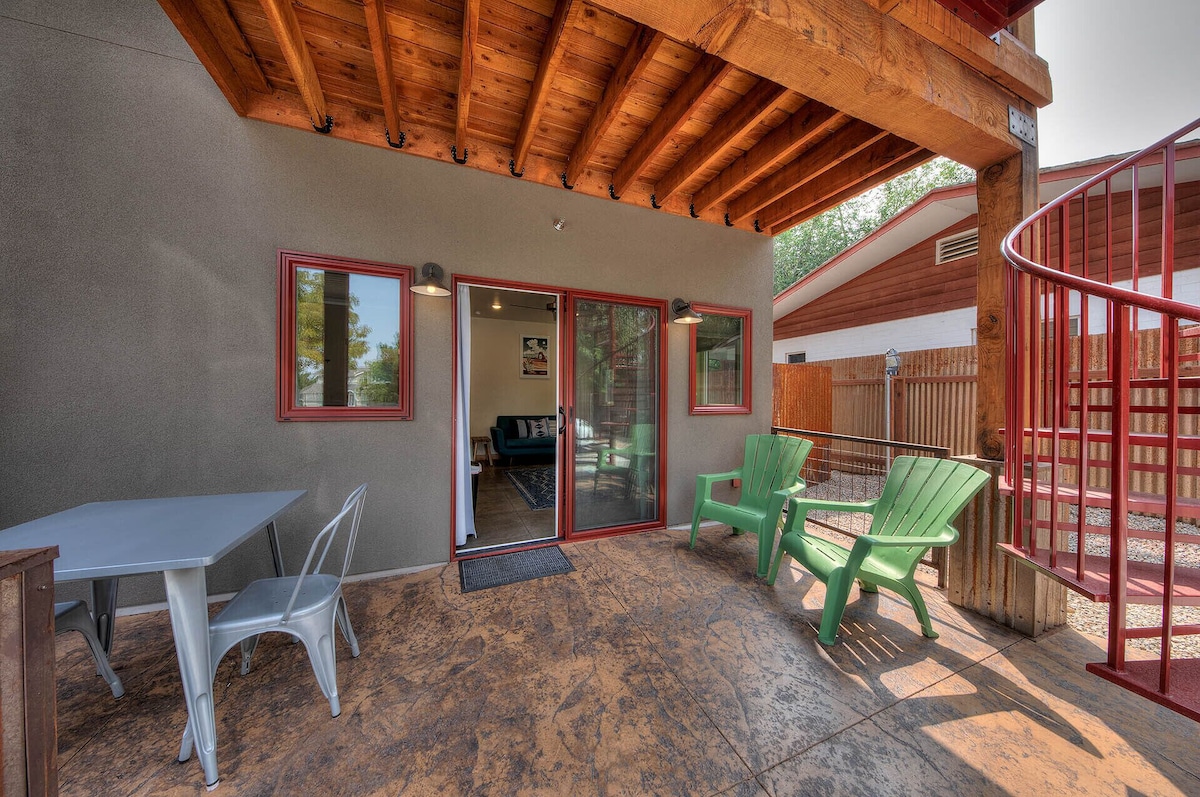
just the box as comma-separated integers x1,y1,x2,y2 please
690,434,814,578
767,455,989,645
593,422,657,497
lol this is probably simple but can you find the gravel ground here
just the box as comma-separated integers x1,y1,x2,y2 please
800,470,1200,657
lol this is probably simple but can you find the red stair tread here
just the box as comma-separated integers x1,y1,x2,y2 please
1088,659,1200,723
997,544,1200,604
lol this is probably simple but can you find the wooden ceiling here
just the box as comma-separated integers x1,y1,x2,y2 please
159,0,1049,235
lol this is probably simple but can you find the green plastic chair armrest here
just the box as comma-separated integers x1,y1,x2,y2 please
696,468,743,501
788,495,879,514
858,529,958,548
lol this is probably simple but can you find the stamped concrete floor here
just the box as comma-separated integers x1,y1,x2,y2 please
56,527,1200,796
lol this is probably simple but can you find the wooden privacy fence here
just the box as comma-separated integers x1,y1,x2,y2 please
772,363,832,483
774,345,978,457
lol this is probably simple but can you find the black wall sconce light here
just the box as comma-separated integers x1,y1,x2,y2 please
671,298,703,325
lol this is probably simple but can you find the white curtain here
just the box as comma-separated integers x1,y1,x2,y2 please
454,284,477,546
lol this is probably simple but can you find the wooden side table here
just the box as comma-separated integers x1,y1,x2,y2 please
470,435,496,466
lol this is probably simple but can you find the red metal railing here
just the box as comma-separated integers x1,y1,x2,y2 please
1000,117,1200,721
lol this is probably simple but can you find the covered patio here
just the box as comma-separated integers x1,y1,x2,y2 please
54,527,1197,795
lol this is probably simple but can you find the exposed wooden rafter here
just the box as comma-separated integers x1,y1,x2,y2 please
564,25,664,189
691,101,840,215
653,79,788,205
158,0,251,114
760,137,929,231
455,0,481,161
161,0,1049,234
511,0,581,176
610,53,732,198
258,0,329,131
771,149,933,234
727,120,887,225
363,0,404,148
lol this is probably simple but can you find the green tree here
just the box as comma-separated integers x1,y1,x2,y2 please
295,269,371,389
359,337,400,406
773,157,975,294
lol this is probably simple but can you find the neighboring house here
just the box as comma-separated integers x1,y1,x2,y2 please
773,142,1200,363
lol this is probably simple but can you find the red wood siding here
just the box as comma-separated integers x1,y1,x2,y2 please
774,180,1200,341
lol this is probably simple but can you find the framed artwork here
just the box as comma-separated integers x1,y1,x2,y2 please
520,334,550,378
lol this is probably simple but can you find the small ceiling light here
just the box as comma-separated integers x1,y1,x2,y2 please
411,262,450,297
671,298,702,325
491,294,502,310
553,218,566,231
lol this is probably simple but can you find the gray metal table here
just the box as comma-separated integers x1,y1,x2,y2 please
0,490,305,789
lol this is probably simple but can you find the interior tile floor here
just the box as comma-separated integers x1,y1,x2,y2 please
56,527,1200,796
460,464,557,551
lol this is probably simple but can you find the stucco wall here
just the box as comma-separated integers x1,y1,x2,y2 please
0,2,774,606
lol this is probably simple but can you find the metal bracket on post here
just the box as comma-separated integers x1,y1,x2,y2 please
1008,106,1037,147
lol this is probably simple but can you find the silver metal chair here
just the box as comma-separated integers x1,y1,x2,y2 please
55,600,124,698
179,483,368,761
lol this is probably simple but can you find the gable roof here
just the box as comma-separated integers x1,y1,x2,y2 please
773,140,1200,321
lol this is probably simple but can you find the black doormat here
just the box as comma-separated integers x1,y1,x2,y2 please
459,546,575,593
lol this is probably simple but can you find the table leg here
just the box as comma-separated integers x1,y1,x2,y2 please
265,521,285,577
90,577,119,657
163,567,220,789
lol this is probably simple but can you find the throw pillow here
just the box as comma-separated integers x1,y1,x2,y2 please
529,417,551,438
515,419,531,438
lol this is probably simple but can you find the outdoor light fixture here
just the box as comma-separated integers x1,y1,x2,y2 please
553,218,566,231
411,262,451,297
671,298,703,325
885,347,901,376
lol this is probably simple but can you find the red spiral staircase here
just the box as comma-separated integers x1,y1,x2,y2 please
1000,118,1200,720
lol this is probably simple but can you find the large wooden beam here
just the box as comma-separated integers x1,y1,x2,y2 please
975,131,1039,460
455,0,481,159
512,0,581,176
691,100,840,214
195,0,270,93
363,0,403,146
727,119,886,224
610,53,732,198
259,0,329,129
882,0,1052,106
769,149,932,234
757,135,925,230
564,25,664,188
585,0,1043,169
654,79,788,204
158,0,252,114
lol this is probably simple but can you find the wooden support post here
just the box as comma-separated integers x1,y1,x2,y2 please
975,136,1038,460
951,119,1067,637
947,457,1066,635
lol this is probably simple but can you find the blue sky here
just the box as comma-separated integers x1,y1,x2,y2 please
1036,0,1200,166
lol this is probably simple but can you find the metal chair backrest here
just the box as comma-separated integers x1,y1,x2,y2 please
283,483,368,622
737,434,813,513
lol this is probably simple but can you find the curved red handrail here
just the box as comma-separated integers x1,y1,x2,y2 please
1002,117,1200,321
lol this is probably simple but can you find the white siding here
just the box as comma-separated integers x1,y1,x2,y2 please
773,307,978,362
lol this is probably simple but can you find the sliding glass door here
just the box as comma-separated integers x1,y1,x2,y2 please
566,294,664,535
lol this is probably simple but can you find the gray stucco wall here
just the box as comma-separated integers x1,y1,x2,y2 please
1,2,774,606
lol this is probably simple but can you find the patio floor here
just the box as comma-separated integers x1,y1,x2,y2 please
55,526,1200,796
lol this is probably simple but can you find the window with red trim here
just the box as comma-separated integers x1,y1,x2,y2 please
277,250,414,421
688,303,751,415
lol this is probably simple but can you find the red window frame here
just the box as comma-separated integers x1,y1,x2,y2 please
277,250,415,421
688,302,752,415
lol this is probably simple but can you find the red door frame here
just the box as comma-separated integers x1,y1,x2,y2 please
449,275,669,561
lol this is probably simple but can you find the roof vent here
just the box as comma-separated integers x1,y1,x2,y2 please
935,228,979,264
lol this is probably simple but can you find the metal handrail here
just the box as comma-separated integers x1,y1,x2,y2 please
1002,117,1200,323
999,117,1200,721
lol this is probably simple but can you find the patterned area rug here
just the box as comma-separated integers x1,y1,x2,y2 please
506,466,556,511
459,546,574,593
